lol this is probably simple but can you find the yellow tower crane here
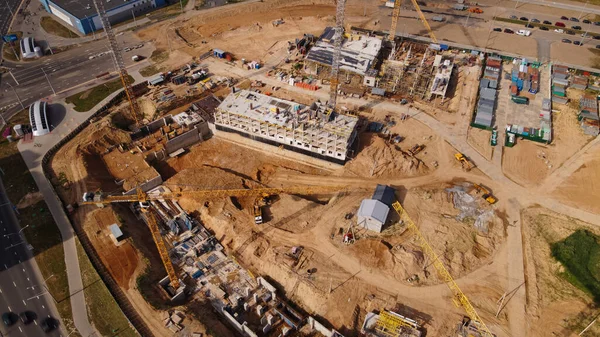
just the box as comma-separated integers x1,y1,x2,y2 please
389,0,438,43
92,0,141,125
81,185,347,289
391,200,495,337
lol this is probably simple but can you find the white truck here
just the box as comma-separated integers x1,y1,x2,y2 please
516,30,531,36
131,55,141,62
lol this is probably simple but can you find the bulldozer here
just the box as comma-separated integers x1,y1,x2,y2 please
454,153,474,171
473,183,497,204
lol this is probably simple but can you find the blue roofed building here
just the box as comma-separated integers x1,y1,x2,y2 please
38,0,167,35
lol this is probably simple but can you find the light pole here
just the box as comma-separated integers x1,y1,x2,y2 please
3,0,14,16
578,0,589,20
3,224,29,237
132,9,137,29
86,15,96,40
5,241,26,250
180,0,184,12
5,83,24,109
41,68,56,95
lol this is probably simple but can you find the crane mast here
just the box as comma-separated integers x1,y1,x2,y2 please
392,201,494,337
92,0,141,125
328,0,346,110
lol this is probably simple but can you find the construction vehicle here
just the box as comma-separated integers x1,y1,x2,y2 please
454,153,474,171
92,0,140,126
473,183,497,204
409,144,425,156
468,7,484,14
81,185,346,288
391,201,495,337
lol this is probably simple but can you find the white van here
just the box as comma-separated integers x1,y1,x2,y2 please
516,30,531,36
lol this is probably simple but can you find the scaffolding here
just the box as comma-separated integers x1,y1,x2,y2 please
375,310,420,337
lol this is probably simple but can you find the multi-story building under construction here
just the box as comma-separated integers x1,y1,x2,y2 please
214,90,359,164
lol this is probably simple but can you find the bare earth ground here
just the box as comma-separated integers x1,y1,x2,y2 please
521,207,600,337
502,92,592,187
467,127,494,160
552,154,600,214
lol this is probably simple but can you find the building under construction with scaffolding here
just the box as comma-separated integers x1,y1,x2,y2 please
361,310,422,337
214,89,359,165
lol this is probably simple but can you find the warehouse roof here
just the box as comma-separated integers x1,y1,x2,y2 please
357,199,389,224
372,185,395,207
49,0,141,19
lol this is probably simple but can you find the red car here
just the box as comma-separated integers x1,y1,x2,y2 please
555,22,566,27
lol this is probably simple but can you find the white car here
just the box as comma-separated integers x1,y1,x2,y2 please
555,29,564,33
516,29,531,36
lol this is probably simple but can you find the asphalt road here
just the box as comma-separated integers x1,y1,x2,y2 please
0,34,151,118
0,179,64,337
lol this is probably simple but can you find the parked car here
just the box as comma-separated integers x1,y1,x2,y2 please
562,38,572,43
596,44,600,48
554,28,564,33
2,313,16,327
570,17,580,22
594,21,600,26
555,22,566,27
493,27,502,32
510,15,518,19
543,20,552,25
583,19,591,24
531,18,540,23
519,16,529,21
572,25,582,30
525,23,534,28
561,16,569,20
566,30,576,35
504,28,515,34
574,40,582,45
539,26,549,31
593,35,600,40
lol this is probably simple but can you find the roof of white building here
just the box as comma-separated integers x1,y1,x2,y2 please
216,90,358,141
29,101,50,137
357,199,389,224
305,27,382,76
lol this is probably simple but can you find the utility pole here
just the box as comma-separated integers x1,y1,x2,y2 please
180,0,184,12
41,68,56,95
9,71,19,85
132,10,137,29
6,83,24,109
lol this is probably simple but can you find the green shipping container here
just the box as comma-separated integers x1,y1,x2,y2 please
511,96,529,104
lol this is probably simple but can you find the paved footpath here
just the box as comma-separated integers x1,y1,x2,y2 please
16,78,143,337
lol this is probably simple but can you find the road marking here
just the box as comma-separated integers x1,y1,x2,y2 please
26,278,29,281
34,320,37,325
17,259,20,263
13,281,16,287
22,268,25,272
42,305,45,309
0,288,2,293
4,264,7,269
18,326,22,332
7,306,10,311
22,300,26,305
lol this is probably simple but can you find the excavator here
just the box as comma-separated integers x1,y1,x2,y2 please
473,183,497,204
454,152,474,172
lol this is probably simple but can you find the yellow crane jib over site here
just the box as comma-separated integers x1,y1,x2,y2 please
388,0,438,43
391,200,494,337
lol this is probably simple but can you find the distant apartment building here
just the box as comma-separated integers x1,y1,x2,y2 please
38,0,167,35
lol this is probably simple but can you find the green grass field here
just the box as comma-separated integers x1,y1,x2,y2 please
40,16,77,39
551,229,600,302
65,75,134,112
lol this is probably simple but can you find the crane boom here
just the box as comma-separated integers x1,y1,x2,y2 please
82,186,346,205
391,201,494,337
409,0,437,43
144,210,180,288
92,0,140,125
328,0,346,110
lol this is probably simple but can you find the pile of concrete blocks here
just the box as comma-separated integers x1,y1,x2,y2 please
162,310,186,332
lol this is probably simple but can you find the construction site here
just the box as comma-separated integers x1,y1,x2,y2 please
37,1,600,337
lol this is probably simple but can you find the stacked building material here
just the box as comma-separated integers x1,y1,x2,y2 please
551,65,570,104
473,56,501,128
571,75,588,90
579,95,600,136
510,59,540,96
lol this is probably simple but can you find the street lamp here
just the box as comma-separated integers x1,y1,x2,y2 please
5,82,24,110
4,224,29,237
41,68,56,95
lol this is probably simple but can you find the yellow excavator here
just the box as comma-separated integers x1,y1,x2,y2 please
454,153,474,172
473,183,497,204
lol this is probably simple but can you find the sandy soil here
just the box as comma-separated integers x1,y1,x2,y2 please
551,43,599,69
16,192,44,209
82,208,139,289
502,90,592,187
467,127,493,160
552,155,600,214
521,207,600,337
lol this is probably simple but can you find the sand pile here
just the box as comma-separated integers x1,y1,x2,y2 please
345,135,427,178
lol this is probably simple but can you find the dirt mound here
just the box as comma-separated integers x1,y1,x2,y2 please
348,239,395,270
79,120,131,155
17,192,44,209
345,134,427,178
165,166,259,190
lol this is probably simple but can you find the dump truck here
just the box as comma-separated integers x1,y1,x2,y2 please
253,204,263,224
473,183,497,204
409,144,425,156
454,153,474,171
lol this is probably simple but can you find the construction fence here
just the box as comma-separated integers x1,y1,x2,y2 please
40,83,154,337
